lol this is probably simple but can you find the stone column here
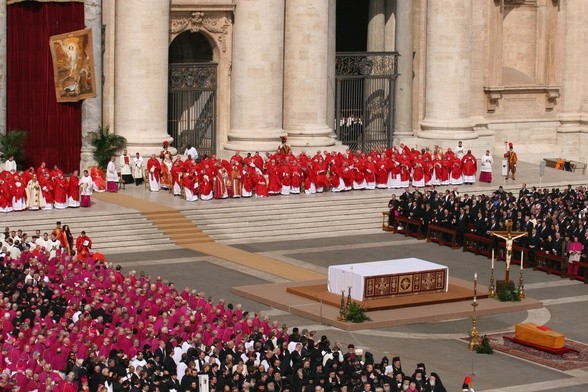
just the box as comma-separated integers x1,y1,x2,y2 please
225,0,285,153
0,1,6,135
393,0,413,138
80,0,103,171
558,0,584,131
114,0,171,156
326,0,337,133
419,0,475,140
367,0,385,52
283,0,334,147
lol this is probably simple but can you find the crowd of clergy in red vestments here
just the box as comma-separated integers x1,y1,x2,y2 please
0,161,99,213
0,226,452,392
147,141,481,202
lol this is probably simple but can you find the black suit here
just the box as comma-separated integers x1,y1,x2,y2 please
552,238,564,257
456,214,469,244
527,234,540,267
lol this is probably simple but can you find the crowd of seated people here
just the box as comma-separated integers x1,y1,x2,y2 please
0,227,451,392
388,184,588,274
143,141,481,201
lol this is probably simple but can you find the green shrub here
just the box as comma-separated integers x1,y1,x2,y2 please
0,130,29,166
346,301,371,323
475,335,494,354
497,284,520,302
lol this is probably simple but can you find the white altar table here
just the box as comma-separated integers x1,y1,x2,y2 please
328,258,449,301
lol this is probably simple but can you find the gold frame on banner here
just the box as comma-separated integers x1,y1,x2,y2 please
49,28,97,103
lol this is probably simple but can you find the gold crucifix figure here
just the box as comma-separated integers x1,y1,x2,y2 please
489,219,527,283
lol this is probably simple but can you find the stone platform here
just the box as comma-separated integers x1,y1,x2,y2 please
232,278,543,331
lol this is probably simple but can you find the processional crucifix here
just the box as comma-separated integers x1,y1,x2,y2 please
489,219,527,283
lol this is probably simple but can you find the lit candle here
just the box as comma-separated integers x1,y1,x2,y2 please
491,249,495,269
342,271,345,289
474,273,477,280
350,267,354,288
521,250,524,270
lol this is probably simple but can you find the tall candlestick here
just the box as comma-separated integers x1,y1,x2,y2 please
473,273,477,302
520,250,524,270
491,249,495,269
342,271,345,289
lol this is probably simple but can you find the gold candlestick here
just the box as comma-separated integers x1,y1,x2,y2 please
345,286,352,314
468,301,480,351
488,267,496,298
337,290,347,321
468,274,480,350
518,268,526,299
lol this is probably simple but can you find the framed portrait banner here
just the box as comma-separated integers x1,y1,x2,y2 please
49,28,97,102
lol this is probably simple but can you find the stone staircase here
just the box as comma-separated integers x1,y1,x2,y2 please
2,211,176,254
180,191,391,244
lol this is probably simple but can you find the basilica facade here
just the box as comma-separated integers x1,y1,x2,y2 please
1,0,586,171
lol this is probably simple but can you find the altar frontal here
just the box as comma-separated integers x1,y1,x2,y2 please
328,258,448,301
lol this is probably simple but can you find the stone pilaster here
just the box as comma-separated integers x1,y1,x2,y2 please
384,0,396,51
556,0,584,154
367,0,385,52
283,0,334,147
80,0,103,171
393,0,413,138
582,2,588,121
114,0,172,157
326,0,337,133
0,1,6,135
225,0,285,153
419,0,475,140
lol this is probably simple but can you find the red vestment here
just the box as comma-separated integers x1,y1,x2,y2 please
68,175,80,201
54,177,69,203
147,158,161,181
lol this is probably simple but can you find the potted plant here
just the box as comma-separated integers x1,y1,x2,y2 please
87,125,127,169
0,130,29,167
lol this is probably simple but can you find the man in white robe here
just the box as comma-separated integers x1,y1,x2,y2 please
25,175,46,210
4,156,17,173
184,145,198,161
119,150,134,184
132,153,144,186
79,170,94,207
106,156,119,193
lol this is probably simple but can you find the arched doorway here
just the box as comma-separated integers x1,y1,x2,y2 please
168,31,217,158
334,0,398,152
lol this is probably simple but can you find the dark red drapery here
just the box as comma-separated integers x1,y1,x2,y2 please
7,2,85,173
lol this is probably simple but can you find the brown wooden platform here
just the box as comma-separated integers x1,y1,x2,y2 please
286,283,488,311
233,278,544,330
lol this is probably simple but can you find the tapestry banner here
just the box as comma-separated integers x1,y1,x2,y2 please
49,28,97,103
364,269,447,299
8,0,83,4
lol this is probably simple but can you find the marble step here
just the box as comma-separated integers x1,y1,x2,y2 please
188,208,384,225
180,195,391,213
198,215,382,233
218,227,384,245
185,206,384,222
204,220,381,238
